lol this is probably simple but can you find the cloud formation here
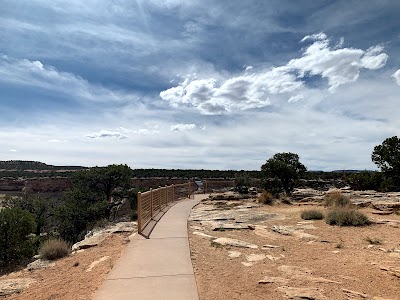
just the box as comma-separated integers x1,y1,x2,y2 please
392,69,400,85
170,123,197,131
0,56,136,103
160,33,388,114
86,130,127,139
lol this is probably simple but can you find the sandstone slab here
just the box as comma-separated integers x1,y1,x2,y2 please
278,286,327,300
258,276,289,284
0,278,36,297
212,237,258,249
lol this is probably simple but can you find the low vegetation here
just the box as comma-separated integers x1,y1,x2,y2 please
365,237,382,245
39,239,71,260
258,191,275,205
324,191,352,208
326,209,371,226
300,209,324,220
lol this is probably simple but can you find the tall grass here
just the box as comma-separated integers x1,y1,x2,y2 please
324,191,352,208
39,239,70,260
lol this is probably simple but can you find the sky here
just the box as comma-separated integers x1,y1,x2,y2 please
0,0,399,171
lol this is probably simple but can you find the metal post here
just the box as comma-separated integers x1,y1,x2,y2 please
138,192,142,234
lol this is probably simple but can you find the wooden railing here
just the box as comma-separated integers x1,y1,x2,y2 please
137,182,193,234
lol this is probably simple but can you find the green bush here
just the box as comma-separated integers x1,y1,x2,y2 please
326,209,371,226
39,239,70,260
301,210,324,220
258,191,275,205
0,208,36,264
324,192,352,208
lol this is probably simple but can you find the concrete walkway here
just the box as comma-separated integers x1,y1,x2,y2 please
93,194,205,300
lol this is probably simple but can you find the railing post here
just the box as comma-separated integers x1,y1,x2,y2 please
165,185,168,207
150,188,153,218
159,188,162,210
188,181,192,198
138,192,142,234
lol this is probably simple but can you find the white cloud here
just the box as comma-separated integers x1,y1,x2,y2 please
170,123,197,131
86,130,127,139
288,95,304,103
0,56,137,103
48,139,68,143
300,32,328,42
160,66,301,114
132,129,160,135
392,69,400,85
9,149,17,152
288,36,388,91
160,33,388,114
119,127,132,133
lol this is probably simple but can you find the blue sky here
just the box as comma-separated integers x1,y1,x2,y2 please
1,0,399,170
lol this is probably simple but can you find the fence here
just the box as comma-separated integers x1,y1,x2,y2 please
137,182,193,234
204,180,235,193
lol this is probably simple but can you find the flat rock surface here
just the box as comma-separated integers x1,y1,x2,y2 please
189,195,400,300
278,286,327,300
212,237,258,249
72,222,137,251
0,278,36,297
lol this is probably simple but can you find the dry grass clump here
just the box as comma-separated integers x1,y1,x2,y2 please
258,191,275,205
326,209,371,226
324,191,352,208
365,237,382,245
39,239,71,261
301,210,324,220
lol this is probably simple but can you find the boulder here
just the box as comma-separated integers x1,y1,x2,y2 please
26,259,55,271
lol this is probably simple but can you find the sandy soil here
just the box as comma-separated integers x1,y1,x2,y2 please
189,201,400,300
2,233,130,300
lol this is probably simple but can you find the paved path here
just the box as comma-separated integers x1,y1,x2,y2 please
93,194,206,300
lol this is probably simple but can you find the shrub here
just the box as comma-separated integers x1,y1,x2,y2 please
324,192,352,208
326,209,371,226
258,191,275,205
234,172,250,194
301,210,324,220
0,208,36,264
39,239,70,260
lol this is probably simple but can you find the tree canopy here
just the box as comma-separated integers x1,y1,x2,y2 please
371,136,400,191
57,164,134,243
261,152,307,195
372,136,400,175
